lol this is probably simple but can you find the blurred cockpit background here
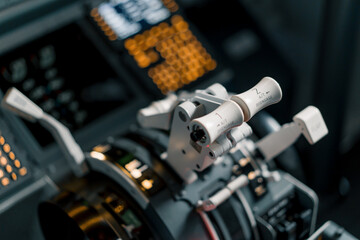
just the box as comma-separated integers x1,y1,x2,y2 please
0,0,359,238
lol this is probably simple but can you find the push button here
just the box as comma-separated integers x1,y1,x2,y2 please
1,177,10,186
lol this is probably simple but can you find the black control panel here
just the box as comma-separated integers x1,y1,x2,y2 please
0,23,133,147
1,1,353,240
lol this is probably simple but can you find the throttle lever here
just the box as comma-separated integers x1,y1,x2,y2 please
1,87,88,177
190,77,282,146
256,106,328,161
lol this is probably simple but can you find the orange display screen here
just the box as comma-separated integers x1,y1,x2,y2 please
91,0,217,94
124,15,216,94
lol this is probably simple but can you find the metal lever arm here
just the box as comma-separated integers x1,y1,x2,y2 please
2,88,88,177
137,93,178,130
256,106,328,161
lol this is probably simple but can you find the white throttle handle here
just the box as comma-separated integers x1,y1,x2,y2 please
1,87,44,121
190,77,282,146
231,77,282,121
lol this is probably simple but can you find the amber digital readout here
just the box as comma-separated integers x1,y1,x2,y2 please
91,3,217,94
124,15,216,94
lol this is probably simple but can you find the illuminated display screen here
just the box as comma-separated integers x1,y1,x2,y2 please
0,24,133,146
125,15,217,94
95,0,172,40
91,0,216,94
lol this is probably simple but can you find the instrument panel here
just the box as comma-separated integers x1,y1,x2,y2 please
0,23,134,147
0,0,227,215
0,0,304,239
89,0,227,96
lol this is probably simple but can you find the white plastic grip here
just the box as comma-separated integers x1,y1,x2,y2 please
190,77,282,146
1,87,88,177
293,106,328,144
227,123,253,145
2,87,44,121
231,77,282,121
190,100,244,145
137,93,177,130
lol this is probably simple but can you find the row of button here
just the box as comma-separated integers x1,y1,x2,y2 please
0,134,27,187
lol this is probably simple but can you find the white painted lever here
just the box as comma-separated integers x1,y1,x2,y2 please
2,88,88,177
256,106,328,161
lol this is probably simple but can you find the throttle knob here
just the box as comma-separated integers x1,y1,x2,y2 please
231,77,282,121
190,77,282,146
